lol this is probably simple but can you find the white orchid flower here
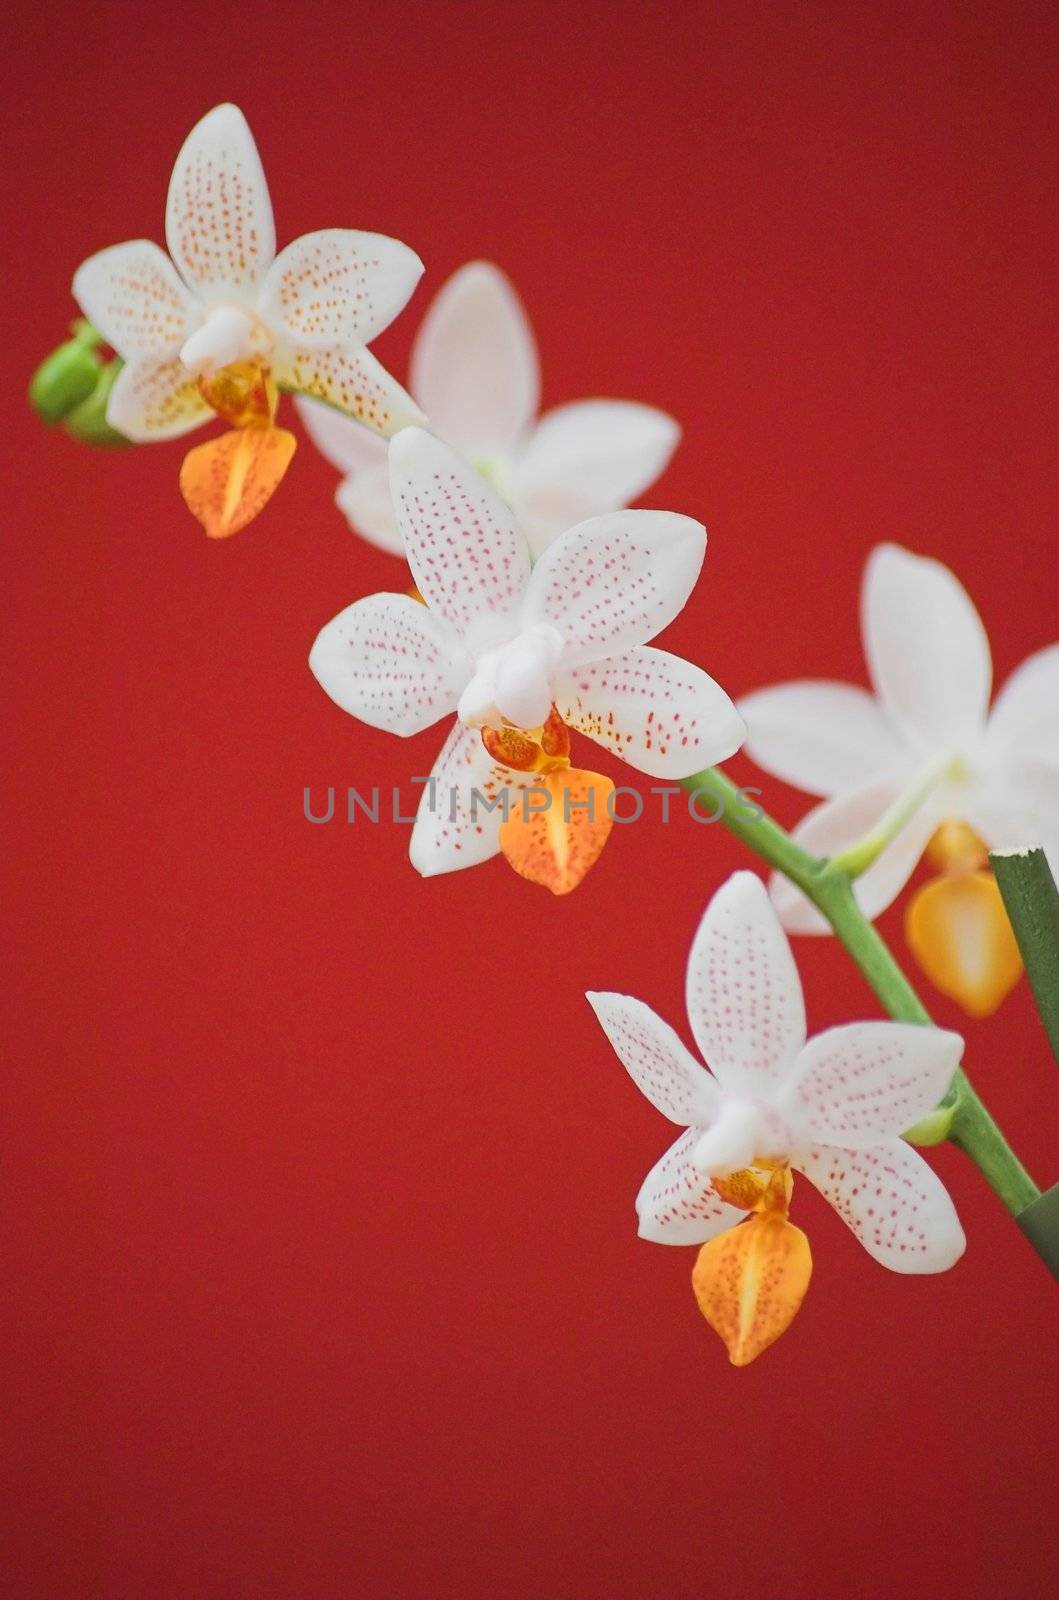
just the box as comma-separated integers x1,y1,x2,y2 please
296,260,679,559
588,872,965,1361
309,428,744,886
739,544,1058,1012
72,103,424,445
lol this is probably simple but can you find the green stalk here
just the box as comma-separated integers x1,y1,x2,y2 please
991,847,1059,1068
681,768,1048,1247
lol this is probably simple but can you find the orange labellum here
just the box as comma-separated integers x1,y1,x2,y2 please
692,1212,813,1367
197,360,277,427
539,704,571,762
905,869,1023,1018
498,768,614,895
180,425,297,540
481,706,573,775
711,1168,769,1211
481,724,545,773
924,819,989,876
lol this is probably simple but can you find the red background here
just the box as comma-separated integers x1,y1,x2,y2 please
4,2,1057,1595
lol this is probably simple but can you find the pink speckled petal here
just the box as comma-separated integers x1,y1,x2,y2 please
524,510,705,668
409,720,535,878
388,429,531,638
106,356,211,442
554,647,744,780
585,992,719,1124
277,345,425,439
795,1139,965,1273
309,593,470,736
259,229,423,347
636,1128,747,1246
409,261,539,455
685,872,807,1095
72,240,199,360
165,104,275,299
778,1022,963,1147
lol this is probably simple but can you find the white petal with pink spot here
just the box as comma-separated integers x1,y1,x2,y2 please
590,871,966,1273
635,1128,747,1246
309,594,470,737
585,993,719,1125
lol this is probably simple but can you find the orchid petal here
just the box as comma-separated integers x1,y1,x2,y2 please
964,756,1059,848
739,679,905,797
514,400,680,560
635,1128,747,1245
309,593,469,736
905,871,1024,1018
500,768,614,894
72,240,199,360
863,544,992,749
408,720,534,878
586,992,720,1124
795,1139,965,1273
277,344,424,438
692,1211,813,1366
165,104,275,300
770,778,941,934
555,647,744,779
524,510,705,668
294,396,389,474
106,355,211,442
388,429,531,637
685,872,807,1094
259,229,422,348
409,261,539,455
778,1022,963,1147
179,424,296,539
986,643,1059,758
335,462,403,554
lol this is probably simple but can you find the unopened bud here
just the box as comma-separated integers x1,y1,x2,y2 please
62,361,130,447
29,322,102,423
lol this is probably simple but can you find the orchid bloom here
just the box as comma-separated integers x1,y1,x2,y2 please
740,544,1059,1015
72,104,423,537
309,428,744,892
588,871,966,1364
296,260,679,559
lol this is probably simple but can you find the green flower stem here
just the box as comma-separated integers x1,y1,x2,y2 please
830,753,949,878
680,769,1049,1252
991,847,1059,1068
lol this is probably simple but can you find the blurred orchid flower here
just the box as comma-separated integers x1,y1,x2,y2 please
740,544,1059,1014
296,261,680,560
588,871,966,1364
72,104,423,535
309,429,743,892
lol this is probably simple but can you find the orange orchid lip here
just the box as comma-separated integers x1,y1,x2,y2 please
180,424,297,540
692,1165,812,1366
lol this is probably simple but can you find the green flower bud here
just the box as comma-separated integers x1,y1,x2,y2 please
63,360,130,447
903,1101,956,1146
29,322,103,423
